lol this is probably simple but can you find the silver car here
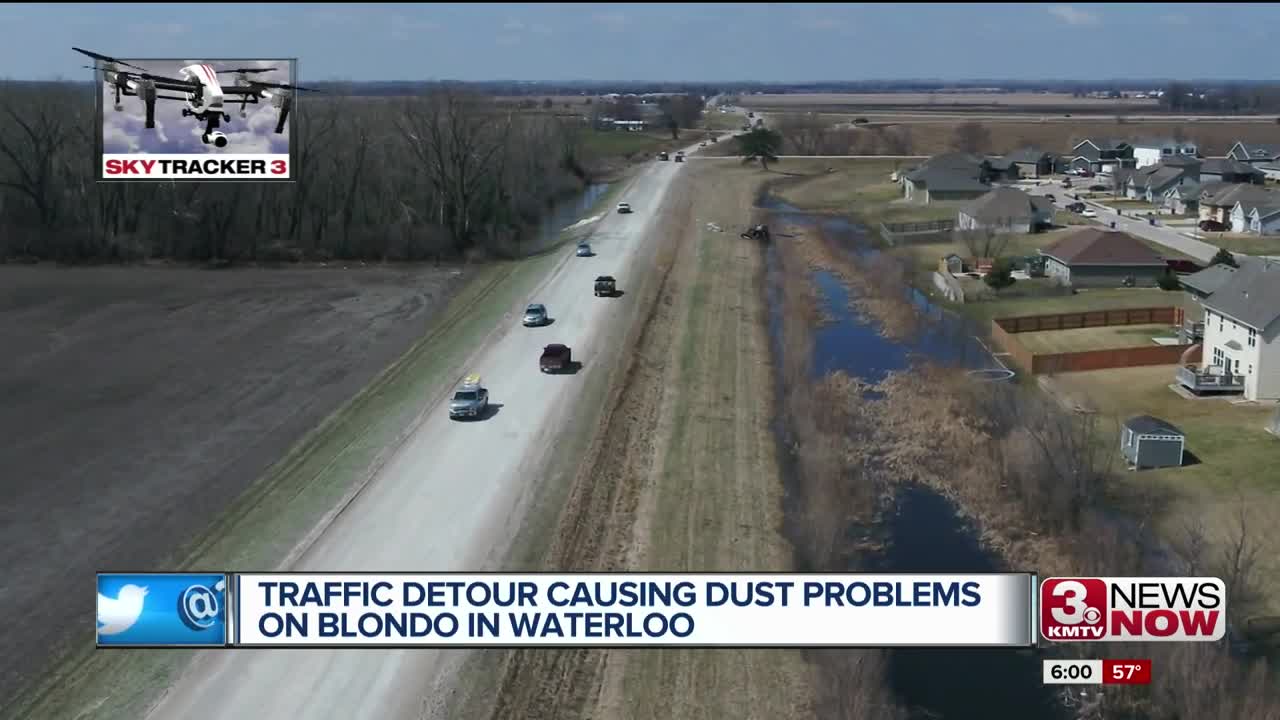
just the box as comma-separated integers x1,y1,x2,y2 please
523,303,548,327
449,375,489,420
576,242,592,257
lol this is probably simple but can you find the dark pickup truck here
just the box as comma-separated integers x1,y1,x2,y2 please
594,275,617,297
540,344,572,373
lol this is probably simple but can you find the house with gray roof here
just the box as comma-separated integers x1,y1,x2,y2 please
1067,139,1135,174
1259,163,1280,182
956,187,1054,233
1226,141,1280,165
1039,228,1168,288
1132,138,1200,169
1230,189,1280,234
901,153,993,203
1248,204,1280,236
1123,163,1197,203
1200,183,1276,229
1180,259,1280,401
1199,158,1266,186
1005,148,1060,178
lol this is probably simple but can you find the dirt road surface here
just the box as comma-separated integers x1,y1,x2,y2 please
0,265,459,704
139,145,702,720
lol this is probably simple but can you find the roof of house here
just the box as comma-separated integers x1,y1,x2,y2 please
1181,263,1243,296
1129,165,1194,193
1160,154,1203,168
1200,259,1280,331
926,171,991,193
985,156,1017,171
1074,138,1130,152
922,151,986,170
1200,157,1265,177
1200,182,1274,208
1259,162,1280,172
1229,142,1280,161
1251,204,1280,221
1232,188,1280,215
1131,137,1188,149
1124,415,1183,437
1039,228,1167,267
1006,147,1057,164
959,187,1053,223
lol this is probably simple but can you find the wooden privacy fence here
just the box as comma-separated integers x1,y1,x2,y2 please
991,306,1197,375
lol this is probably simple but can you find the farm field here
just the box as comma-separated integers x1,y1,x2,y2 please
743,92,1162,108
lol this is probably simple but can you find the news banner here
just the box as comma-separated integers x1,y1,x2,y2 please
97,573,1226,683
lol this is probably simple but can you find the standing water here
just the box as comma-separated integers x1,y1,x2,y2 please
762,196,1065,719
527,183,611,254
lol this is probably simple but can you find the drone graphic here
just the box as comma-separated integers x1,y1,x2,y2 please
74,47,318,148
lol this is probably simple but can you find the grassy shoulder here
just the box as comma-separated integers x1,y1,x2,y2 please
6,189,620,720
598,162,815,720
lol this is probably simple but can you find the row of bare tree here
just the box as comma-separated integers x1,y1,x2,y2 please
0,83,598,263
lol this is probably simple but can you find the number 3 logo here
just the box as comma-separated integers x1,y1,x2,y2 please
271,160,287,175
1051,580,1089,625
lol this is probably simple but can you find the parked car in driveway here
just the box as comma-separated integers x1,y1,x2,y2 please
522,303,548,327
1199,219,1227,232
1081,209,1097,218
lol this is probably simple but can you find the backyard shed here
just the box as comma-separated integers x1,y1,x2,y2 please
1120,415,1185,470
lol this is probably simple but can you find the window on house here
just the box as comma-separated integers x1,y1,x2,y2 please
1213,347,1225,365
1219,316,1224,333
1248,328,1257,347
1248,364,1253,375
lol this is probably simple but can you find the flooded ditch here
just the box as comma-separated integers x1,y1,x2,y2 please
760,195,1066,719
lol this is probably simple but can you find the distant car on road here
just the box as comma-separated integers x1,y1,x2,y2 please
594,275,617,297
576,242,593,257
1066,201,1087,213
617,202,632,214
1081,209,1098,218
540,344,573,374
449,374,489,420
522,304,548,327
1061,178,1072,187
674,151,685,163
658,151,669,161
699,141,707,147
1199,219,1227,232
1044,194,1057,203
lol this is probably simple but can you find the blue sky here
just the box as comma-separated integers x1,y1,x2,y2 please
2,3,1277,82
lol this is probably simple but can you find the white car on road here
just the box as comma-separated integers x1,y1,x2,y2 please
1081,209,1097,219
617,202,632,214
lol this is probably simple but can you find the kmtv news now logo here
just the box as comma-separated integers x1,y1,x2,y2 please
102,154,289,180
97,573,229,647
1040,577,1225,642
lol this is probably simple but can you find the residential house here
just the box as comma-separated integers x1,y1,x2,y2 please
1162,183,1201,215
1005,148,1059,178
1226,142,1280,165
1199,183,1275,229
983,156,1022,183
1124,163,1197,203
1257,163,1280,182
1131,138,1200,169
1248,205,1280,235
900,152,993,203
1230,189,1280,234
1199,158,1265,186
956,187,1054,233
1039,228,1169,288
1182,259,1280,401
1067,139,1135,175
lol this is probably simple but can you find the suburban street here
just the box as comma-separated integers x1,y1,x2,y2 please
143,144,701,720
1020,180,1224,263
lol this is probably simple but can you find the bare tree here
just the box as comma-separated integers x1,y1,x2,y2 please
950,121,991,154
396,89,512,252
958,228,1009,260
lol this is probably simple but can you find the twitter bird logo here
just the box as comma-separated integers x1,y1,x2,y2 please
97,584,148,636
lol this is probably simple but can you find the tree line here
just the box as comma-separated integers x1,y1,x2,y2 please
0,82,602,264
